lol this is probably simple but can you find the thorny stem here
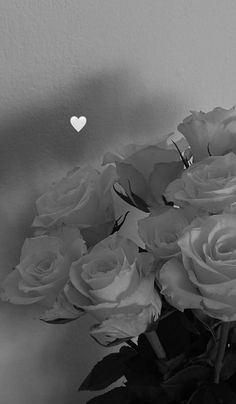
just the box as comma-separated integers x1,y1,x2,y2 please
213,322,230,384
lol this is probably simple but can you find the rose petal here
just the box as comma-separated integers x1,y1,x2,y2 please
164,178,187,207
40,291,83,322
116,161,148,201
46,226,87,260
138,208,188,259
103,142,162,165
64,281,118,321
89,258,139,302
102,151,123,164
178,117,210,162
69,243,128,298
20,236,63,260
200,298,236,322
112,188,149,247
155,258,236,320
81,253,121,290
91,234,139,265
98,165,117,197
178,228,230,284
0,270,44,304
125,145,181,180
69,259,91,298
118,273,161,313
33,165,114,229
158,258,203,310
90,305,158,341
186,273,236,310
64,281,93,307
18,277,66,295
150,162,183,204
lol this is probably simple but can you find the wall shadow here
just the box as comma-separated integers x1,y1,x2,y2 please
0,67,183,275
0,67,184,404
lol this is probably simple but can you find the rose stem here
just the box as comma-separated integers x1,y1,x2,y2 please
145,331,167,359
213,322,230,384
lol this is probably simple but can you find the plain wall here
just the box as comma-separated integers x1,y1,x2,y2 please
1,1,236,403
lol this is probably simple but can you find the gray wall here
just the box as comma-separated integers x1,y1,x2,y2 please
1,1,236,403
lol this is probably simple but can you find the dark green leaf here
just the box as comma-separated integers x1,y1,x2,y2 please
127,385,171,404
162,365,211,401
79,348,136,391
157,311,192,358
180,311,200,336
221,349,236,381
120,345,137,357
187,383,236,404
137,334,157,361
158,353,186,378
86,387,132,404
229,322,236,345
124,354,160,386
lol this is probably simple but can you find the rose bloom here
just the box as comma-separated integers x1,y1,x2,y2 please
1,234,86,304
178,106,236,162
32,165,116,247
64,233,161,343
138,207,192,259
103,138,184,210
165,153,236,213
158,214,236,321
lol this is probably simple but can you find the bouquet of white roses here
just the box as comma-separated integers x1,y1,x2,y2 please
2,106,236,403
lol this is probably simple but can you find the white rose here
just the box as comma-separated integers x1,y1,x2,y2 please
64,233,161,344
165,153,236,213
138,207,191,259
158,214,236,321
103,138,184,210
0,234,86,305
178,106,236,162
32,165,116,247
224,202,236,214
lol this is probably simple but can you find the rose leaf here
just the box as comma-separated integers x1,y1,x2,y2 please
79,347,136,391
221,349,236,381
86,387,132,404
161,364,211,401
187,382,236,404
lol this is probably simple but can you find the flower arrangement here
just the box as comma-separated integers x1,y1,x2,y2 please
2,106,236,403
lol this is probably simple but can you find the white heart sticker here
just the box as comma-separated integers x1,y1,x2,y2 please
70,116,87,134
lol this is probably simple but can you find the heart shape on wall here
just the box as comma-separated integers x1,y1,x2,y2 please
70,116,87,134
